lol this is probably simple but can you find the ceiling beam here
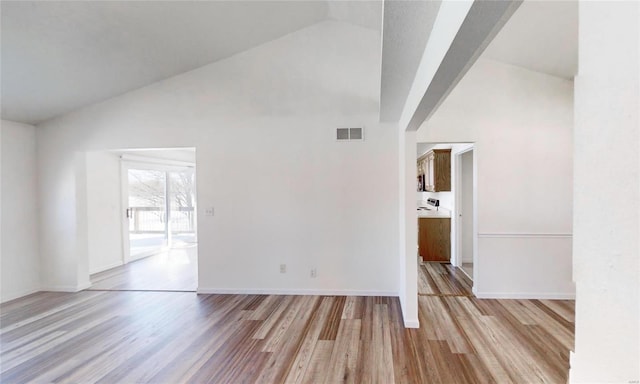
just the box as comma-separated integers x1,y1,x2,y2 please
398,0,522,132
379,0,442,122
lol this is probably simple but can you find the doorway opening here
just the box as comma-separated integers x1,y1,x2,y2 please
416,142,475,296
87,148,198,292
126,166,197,260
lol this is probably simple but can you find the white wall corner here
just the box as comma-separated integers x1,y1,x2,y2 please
399,128,419,329
1,120,41,304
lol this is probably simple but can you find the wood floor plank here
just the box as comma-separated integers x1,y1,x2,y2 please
517,300,575,351
317,296,346,341
540,299,575,323
248,294,281,321
388,299,420,384
479,315,556,383
257,296,321,383
486,300,572,379
284,297,334,384
185,318,263,383
300,340,334,384
323,318,361,384
455,353,495,384
455,315,513,383
0,291,108,337
252,295,294,340
145,296,257,383
375,304,395,383
417,264,434,295
261,295,317,353
340,296,358,320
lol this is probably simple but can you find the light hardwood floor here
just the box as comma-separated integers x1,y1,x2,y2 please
0,263,574,383
89,246,197,292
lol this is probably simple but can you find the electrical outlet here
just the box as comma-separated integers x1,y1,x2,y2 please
205,207,215,217
280,264,286,274
310,268,317,278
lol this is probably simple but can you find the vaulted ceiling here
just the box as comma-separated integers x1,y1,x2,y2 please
380,0,578,124
1,0,577,126
1,1,381,125
482,0,578,79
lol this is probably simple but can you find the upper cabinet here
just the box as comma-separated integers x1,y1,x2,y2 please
417,149,451,192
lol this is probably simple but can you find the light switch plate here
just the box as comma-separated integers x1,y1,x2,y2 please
205,207,214,216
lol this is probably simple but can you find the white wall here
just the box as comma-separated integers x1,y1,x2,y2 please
417,58,574,299
1,120,40,302
460,150,473,264
0,122,4,296
35,21,400,297
114,149,196,163
85,151,123,274
570,2,639,382
399,129,418,327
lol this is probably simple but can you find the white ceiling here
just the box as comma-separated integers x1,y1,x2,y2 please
379,0,576,125
1,0,576,126
2,1,382,125
482,0,578,79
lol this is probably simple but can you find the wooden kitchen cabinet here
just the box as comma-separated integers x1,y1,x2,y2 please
417,149,451,192
418,217,451,262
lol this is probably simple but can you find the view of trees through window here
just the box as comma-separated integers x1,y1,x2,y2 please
128,168,196,255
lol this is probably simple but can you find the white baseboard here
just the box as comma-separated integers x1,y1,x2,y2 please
41,285,78,292
42,282,92,293
474,291,576,300
0,286,41,304
196,287,398,297
404,319,420,328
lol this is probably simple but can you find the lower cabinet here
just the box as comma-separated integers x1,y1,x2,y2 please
418,218,451,262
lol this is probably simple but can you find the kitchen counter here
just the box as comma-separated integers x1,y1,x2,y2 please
417,206,451,219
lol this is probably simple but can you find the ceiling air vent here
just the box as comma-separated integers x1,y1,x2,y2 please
336,127,364,141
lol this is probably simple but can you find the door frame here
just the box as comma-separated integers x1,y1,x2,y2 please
120,156,195,264
454,146,477,287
